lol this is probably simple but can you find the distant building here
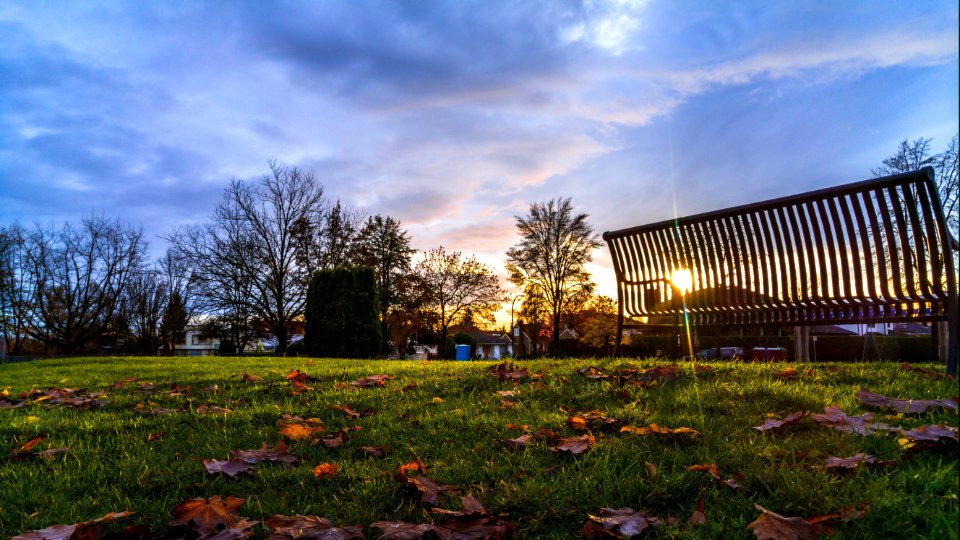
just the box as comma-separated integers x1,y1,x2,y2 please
173,325,220,356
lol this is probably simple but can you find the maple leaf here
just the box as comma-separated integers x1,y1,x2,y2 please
825,453,891,472
240,373,263,382
549,434,595,455
231,442,299,465
396,474,460,506
197,405,233,415
279,423,324,441
747,505,819,540
501,434,533,450
203,459,255,477
285,369,320,383
811,406,897,435
351,374,395,388
582,507,661,538
267,515,364,540
686,464,741,489
899,362,955,381
169,496,256,539
331,404,374,418
901,424,958,443
577,366,611,380
358,446,391,458
370,521,438,539
620,424,701,439
489,361,534,380
856,388,957,414
747,503,868,539
312,463,338,479
753,411,809,432
11,511,134,540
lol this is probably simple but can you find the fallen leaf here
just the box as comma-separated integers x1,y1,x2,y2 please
197,404,233,415
532,428,560,441
203,459,255,477
499,399,515,409
231,442,299,465
549,434,595,455
331,404,373,418
811,406,897,435
169,496,255,539
901,424,958,443
495,390,516,397
395,459,427,477
13,435,45,455
567,416,589,431
267,515,364,539
285,369,320,383
636,365,681,382
856,388,957,414
398,475,460,506
167,383,191,397
489,361,535,380
753,411,809,432
401,383,419,392
137,407,180,416
685,500,706,530
240,373,263,382
111,377,138,389
582,507,661,538
577,366,611,380
350,374,395,388
644,462,657,479
620,424,701,439
279,423,323,441
687,464,740,489
146,432,166,442
824,453,891,472
312,463,338,479
37,447,69,459
747,505,819,540
358,446,391,458
899,363,955,381
501,434,533,450
11,511,134,540
370,521,437,539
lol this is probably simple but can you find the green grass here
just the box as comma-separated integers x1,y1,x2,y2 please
1,356,957,538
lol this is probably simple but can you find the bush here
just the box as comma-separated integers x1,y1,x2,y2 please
305,267,381,358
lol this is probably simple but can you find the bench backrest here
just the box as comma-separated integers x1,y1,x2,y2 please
602,168,957,328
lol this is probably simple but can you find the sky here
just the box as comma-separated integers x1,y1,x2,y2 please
1,1,958,326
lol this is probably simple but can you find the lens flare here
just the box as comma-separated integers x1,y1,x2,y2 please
670,268,693,294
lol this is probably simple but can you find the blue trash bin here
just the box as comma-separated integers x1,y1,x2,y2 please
455,344,471,361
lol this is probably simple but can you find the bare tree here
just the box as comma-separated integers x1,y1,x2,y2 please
169,160,326,354
873,134,959,240
506,197,603,356
21,216,146,354
124,268,168,354
0,225,32,354
413,247,503,358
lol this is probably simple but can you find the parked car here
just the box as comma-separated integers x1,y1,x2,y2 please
686,347,743,360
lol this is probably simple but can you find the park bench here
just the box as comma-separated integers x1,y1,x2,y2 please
602,167,958,375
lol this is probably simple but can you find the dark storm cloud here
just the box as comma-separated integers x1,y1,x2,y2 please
236,1,587,106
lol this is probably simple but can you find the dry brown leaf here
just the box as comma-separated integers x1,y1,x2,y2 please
747,505,819,540
279,423,323,441
902,424,958,443
399,475,460,506
899,363,955,381
501,434,533,450
549,434,595,455
331,404,373,418
856,388,957,414
146,432,166,442
824,453,890,472
620,424,701,439
687,464,740,489
685,500,706,530
811,406,897,436
582,507,661,538
11,511,134,540
169,497,255,539
644,462,657,479
773,366,798,380
197,404,233,415
312,463,338,479
240,373,263,382
350,374,395,388
267,515,363,539
203,459,255,477
231,442,299,465
358,446,391,458
370,521,437,539
567,416,589,431
753,411,809,432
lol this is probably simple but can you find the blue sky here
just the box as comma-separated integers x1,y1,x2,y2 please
1,1,957,306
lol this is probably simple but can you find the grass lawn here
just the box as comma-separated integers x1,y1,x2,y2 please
1,356,957,538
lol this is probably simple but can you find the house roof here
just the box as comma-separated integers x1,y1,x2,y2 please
808,325,856,335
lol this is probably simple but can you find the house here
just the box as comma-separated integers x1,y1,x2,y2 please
466,330,514,359
173,325,221,356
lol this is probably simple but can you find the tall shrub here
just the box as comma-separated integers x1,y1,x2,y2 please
305,267,380,358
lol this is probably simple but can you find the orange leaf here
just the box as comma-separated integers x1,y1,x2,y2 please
312,463,338,479
279,423,322,441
